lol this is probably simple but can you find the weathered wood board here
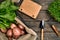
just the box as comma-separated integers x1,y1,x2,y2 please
0,0,60,40
17,0,60,40
19,0,42,19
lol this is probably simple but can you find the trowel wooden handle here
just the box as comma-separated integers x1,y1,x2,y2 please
41,29,44,40
52,25,60,36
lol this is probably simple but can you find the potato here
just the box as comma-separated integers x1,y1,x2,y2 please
21,31,25,35
0,28,7,33
13,27,22,39
18,24,25,30
10,23,17,29
7,29,12,37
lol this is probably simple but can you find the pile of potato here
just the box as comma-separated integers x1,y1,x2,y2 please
0,23,26,40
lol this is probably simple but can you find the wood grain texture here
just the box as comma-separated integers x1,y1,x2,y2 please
19,0,42,19
0,0,60,40
18,0,60,40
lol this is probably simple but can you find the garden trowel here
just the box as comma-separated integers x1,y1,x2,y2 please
39,20,45,40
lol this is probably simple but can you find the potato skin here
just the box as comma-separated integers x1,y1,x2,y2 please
10,23,17,29
18,24,25,30
7,29,12,37
0,28,7,33
13,27,22,39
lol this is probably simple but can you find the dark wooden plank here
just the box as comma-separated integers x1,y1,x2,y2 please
39,0,54,10
15,0,60,40
36,31,60,40
18,11,50,21
37,31,60,40
32,0,54,10
43,33,60,40
24,21,60,31
0,0,60,40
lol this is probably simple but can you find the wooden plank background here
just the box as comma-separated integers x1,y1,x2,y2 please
17,0,60,40
0,0,60,40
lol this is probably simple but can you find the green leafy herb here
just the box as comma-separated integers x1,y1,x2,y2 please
48,0,60,22
0,0,19,29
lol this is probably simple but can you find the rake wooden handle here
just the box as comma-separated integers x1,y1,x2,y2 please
41,29,44,40
52,25,60,36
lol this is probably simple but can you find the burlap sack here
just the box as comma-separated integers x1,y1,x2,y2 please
15,17,37,40
12,0,20,3
0,17,37,40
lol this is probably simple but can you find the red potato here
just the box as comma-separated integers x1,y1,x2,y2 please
21,31,25,35
18,24,25,30
13,34,20,39
8,37,12,40
7,29,12,37
10,23,17,29
13,27,22,39
0,28,7,33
